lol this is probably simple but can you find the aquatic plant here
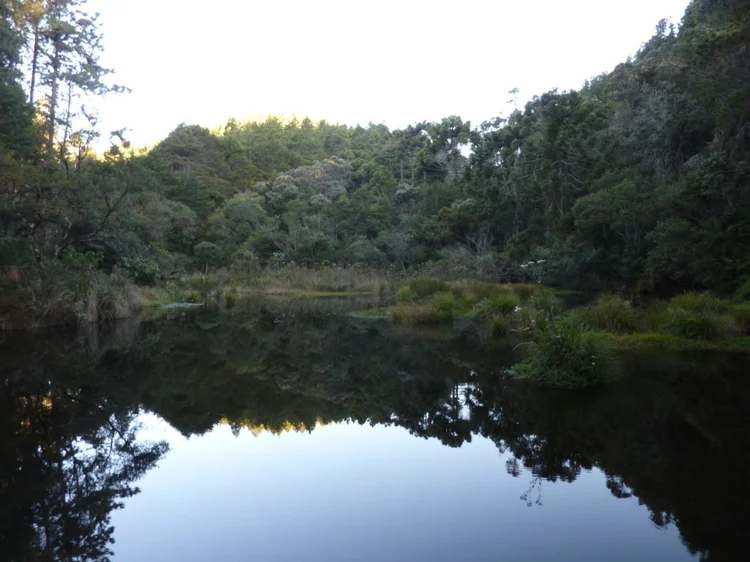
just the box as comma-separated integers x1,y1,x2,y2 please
509,317,616,388
568,294,641,334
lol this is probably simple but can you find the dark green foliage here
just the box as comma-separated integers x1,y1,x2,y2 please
658,307,733,341
569,295,641,334
3,0,750,330
510,318,616,388
401,278,451,299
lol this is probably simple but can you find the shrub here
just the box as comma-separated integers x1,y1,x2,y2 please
514,307,549,333
509,318,616,388
407,278,451,298
568,294,641,334
733,279,750,303
466,281,511,300
430,291,456,321
392,303,442,324
670,293,731,314
492,317,509,336
658,307,733,341
730,304,750,332
530,291,564,316
510,284,537,302
395,285,417,301
488,294,520,315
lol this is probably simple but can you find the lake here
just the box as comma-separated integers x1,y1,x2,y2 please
1,297,747,561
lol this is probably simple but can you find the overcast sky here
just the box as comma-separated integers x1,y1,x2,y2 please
85,0,691,147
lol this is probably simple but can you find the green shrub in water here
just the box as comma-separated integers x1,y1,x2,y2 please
392,303,442,324
730,304,750,332
488,294,520,315
733,279,750,303
492,317,509,336
569,294,641,334
466,281,511,300
407,278,451,298
658,307,733,341
509,317,616,388
515,306,549,333
530,291,564,316
395,285,417,301
430,291,456,321
670,292,731,314
510,284,537,302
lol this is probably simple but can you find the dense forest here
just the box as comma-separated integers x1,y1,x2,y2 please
1,0,750,326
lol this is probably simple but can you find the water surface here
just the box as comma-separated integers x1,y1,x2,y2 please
1,298,748,561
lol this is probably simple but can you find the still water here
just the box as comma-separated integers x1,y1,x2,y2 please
1,298,748,561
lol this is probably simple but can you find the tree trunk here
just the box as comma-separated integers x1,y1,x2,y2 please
29,22,40,105
46,40,60,159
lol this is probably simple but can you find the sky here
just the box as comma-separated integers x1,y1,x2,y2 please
84,0,692,148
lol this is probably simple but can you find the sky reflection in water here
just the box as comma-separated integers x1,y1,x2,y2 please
112,414,691,562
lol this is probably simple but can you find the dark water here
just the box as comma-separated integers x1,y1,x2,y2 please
1,298,748,561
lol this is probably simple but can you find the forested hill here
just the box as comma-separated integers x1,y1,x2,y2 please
1,0,749,297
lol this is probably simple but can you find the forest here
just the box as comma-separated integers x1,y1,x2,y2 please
1,0,750,329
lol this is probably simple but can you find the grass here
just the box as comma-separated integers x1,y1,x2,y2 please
392,303,444,324
1,265,141,330
509,317,616,388
669,293,731,314
283,290,373,298
568,294,641,334
608,333,750,353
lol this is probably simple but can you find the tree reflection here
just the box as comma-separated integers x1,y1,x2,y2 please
1,300,749,561
0,333,168,562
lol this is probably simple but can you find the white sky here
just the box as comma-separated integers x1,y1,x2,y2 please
85,0,691,147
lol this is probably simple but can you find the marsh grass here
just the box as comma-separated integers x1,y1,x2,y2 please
509,317,616,388
669,293,731,314
656,307,733,341
568,294,641,334
245,265,394,293
0,265,140,330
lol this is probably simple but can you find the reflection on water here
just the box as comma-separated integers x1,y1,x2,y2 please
1,298,749,561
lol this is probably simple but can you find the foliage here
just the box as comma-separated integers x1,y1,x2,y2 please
3,0,750,329
510,318,616,388
568,294,641,334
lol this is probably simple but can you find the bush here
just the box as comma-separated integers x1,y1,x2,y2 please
395,285,417,301
488,294,520,315
515,307,549,333
530,291,564,316
392,303,443,324
658,307,733,341
733,279,750,303
492,317,509,336
730,304,750,332
568,294,641,334
464,281,511,300
430,291,456,321
510,284,537,302
670,293,731,314
509,318,616,388
406,278,451,298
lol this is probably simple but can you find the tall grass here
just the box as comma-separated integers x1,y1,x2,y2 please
669,293,731,314
249,265,394,293
510,317,616,388
0,265,140,330
568,294,641,334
